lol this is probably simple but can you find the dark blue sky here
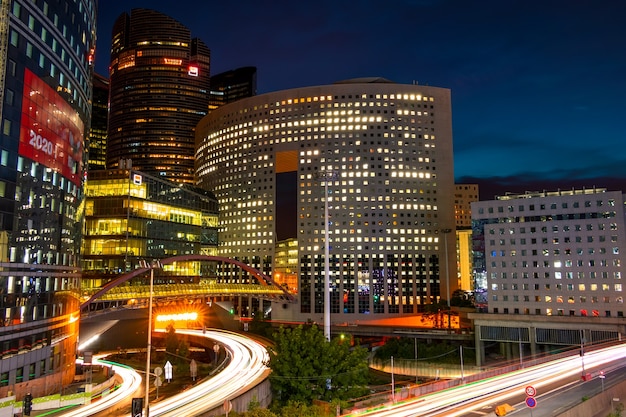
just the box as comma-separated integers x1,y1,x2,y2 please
95,0,626,198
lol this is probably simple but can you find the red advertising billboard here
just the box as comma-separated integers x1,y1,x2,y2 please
19,68,84,185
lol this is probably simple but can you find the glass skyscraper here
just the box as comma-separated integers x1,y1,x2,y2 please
106,8,211,185
0,0,96,398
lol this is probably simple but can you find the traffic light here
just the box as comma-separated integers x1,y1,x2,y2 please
23,393,32,416
131,397,144,417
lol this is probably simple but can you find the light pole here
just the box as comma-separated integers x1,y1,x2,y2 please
441,228,452,331
580,329,586,380
141,259,162,417
317,170,338,341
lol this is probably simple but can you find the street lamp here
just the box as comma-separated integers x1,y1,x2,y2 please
441,228,452,331
140,259,162,417
317,170,338,341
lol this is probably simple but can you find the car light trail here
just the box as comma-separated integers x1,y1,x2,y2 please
60,355,143,417
58,329,269,417
348,343,626,417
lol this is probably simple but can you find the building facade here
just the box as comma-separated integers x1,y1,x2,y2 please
454,184,478,229
208,66,257,111
454,184,479,294
82,169,219,289
106,8,210,185
196,78,457,323
472,188,626,317
87,72,108,172
0,0,96,397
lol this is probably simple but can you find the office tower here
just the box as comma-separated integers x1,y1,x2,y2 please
196,78,457,323
454,184,479,293
454,184,478,229
472,188,626,317
0,0,96,397
208,66,257,111
81,169,219,290
87,73,109,171
106,8,210,185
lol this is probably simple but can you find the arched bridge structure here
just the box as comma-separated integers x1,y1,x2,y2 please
80,255,296,313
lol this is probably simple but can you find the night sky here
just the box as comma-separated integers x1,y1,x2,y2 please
95,0,626,199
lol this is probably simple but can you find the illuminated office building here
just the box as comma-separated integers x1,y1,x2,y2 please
82,169,219,289
196,78,457,323
454,184,478,229
106,8,210,184
87,73,109,171
0,0,96,397
454,184,479,293
472,188,626,317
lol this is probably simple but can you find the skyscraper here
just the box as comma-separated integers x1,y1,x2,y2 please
106,8,210,185
0,0,96,397
208,66,257,111
196,78,457,323
87,73,109,172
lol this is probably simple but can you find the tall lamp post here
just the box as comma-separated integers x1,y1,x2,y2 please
317,170,338,341
140,259,162,417
441,228,452,331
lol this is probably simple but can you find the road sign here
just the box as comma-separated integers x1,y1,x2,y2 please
525,385,536,397
154,366,163,377
190,359,198,381
526,396,537,408
164,361,173,381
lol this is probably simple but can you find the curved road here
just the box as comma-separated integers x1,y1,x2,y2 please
59,329,270,417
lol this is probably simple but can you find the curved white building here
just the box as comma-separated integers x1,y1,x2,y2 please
196,78,457,323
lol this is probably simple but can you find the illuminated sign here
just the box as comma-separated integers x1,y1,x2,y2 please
19,69,84,185
164,58,182,65
188,65,199,77
156,312,198,323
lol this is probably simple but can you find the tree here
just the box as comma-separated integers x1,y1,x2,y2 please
243,409,277,417
165,322,179,356
248,309,273,338
276,401,327,417
163,322,190,367
267,324,369,406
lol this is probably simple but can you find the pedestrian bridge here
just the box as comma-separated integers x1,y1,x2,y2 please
80,254,296,314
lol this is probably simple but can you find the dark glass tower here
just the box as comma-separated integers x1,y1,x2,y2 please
208,66,257,111
106,8,211,185
0,0,96,397
87,73,109,172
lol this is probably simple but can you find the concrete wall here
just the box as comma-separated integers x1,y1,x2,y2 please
199,379,272,416
557,379,626,417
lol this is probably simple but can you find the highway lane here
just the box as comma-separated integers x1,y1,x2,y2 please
148,329,270,417
58,329,269,417
346,343,626,417
58,356,143,417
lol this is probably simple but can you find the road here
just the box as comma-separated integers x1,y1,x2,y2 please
345,343,626,417
58,329,270,417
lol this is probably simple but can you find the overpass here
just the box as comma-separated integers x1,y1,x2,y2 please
80,254,296,314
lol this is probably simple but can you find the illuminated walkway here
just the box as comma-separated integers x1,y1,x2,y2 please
80,254,296,313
